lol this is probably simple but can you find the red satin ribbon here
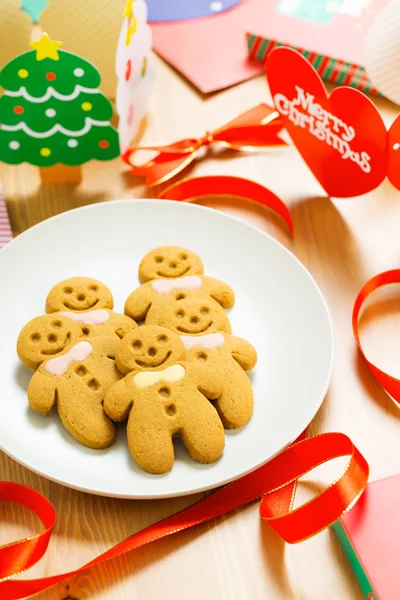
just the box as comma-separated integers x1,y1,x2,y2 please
353,269,400,402
0,433,368,599
158,175,294,234
122,104,286,187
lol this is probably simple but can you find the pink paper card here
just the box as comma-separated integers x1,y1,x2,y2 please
247,0,390,65
247,0,395,98
150,2,265,93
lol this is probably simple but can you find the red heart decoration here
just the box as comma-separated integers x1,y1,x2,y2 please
266,48,387,198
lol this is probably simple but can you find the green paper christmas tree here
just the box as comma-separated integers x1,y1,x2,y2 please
0,33,120,170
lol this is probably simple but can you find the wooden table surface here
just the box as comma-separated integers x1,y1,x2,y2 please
2,53,400,600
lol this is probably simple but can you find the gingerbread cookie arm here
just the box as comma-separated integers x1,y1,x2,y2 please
202,276,235,309
229,336,257,370
186,362,223,400
104,376,134,421
124,286,154,321
113,314,138,339
27,371,58,415
93,335,119,359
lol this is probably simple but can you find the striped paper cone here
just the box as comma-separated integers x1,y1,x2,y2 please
365,0,400,105
247,34,381,96
0,183,13,249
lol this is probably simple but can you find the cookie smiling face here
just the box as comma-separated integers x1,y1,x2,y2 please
157,298,232,335
115,326,186,375
138,246,204,282
46,277,114,313
17,314,82,370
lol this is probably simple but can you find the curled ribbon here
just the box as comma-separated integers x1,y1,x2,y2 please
353,269,400,402
158,175,294,234
122,104,286,187
0,432,368,599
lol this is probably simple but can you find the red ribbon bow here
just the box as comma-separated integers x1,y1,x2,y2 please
122,104,286,187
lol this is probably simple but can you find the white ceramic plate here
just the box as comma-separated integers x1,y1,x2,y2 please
0,200,333,499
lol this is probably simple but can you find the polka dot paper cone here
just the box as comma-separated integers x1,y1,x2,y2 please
115,0,155,154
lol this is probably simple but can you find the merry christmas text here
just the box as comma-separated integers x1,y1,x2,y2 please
274,86,371,173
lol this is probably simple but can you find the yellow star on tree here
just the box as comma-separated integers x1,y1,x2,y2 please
30,33,62,61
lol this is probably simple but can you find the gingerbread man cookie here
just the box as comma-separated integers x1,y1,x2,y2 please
17,314,83,370
104,326,225,474
18,315,121,449
46,277,137,340
138,246,204,283
181,333,257,429
130,295,232,335
46,277,114,313
115,325,185,374
124,275,234,325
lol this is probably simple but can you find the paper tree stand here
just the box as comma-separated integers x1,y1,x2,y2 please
0,33,119,183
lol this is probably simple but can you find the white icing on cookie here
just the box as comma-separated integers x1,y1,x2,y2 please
45,341,93,376
180,333,224,351
151,276,202,295
59,309,110,325
133,365,185,389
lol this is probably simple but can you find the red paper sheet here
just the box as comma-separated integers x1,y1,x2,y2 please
339,474,400,600
150,2,265,93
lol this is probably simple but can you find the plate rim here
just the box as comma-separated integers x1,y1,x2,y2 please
0,199,334,499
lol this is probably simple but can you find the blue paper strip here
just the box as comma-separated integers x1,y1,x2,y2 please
147,0,242,23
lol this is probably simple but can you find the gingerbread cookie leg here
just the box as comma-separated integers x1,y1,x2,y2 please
213,366,254,429
216,336,257,429
57,377,116,449
180,393,225,464
219,336,257,429
127,404,175,474
180,362,224,463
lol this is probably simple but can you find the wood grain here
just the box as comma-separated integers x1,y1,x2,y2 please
1,53,400,600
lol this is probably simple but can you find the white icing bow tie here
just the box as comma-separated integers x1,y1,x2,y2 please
133,364,185,389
